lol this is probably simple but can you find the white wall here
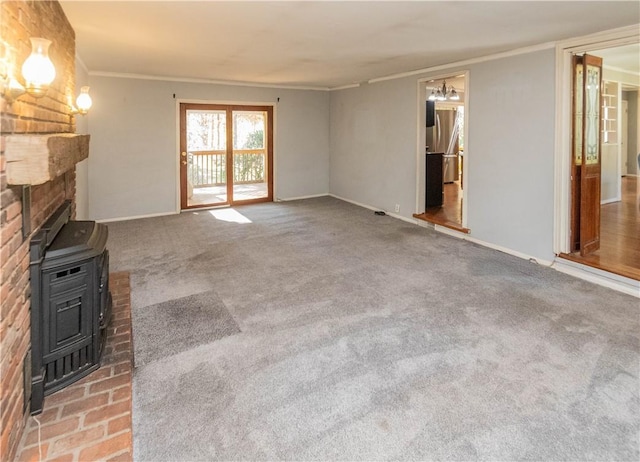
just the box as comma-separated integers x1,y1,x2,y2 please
601,69,639,177
602,67,640,88
74,59,90,219
465,50,556,261
624,90,639,175
600,144,619,202
598,69,640,196
330,48,557,263
330,79,417,215
87,77,330,220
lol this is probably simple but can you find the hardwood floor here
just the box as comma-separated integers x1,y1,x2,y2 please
561,176,640,281
414,181,469,233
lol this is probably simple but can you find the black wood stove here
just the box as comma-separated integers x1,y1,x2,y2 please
29,200,112,414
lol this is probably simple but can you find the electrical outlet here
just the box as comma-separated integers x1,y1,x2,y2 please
394,204,400,213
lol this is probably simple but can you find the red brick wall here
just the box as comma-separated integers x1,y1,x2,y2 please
1,2,77,460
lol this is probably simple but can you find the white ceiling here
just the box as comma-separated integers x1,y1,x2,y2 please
60,1,640,89
593,43,640,74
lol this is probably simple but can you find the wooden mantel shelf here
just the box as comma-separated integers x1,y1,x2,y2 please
5,134,90,186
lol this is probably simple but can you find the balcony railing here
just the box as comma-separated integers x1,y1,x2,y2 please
188,149,266,186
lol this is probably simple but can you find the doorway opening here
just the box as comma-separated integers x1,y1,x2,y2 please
414,74,469,234
179,103,274,210
558,43,640,281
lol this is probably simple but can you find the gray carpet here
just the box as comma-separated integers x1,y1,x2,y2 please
132,290,240,366
106,196,639,461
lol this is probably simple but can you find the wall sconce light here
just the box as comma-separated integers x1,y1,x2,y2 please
0,56,26,102
1,72,26,102
71,86,92,115
1,37,56,103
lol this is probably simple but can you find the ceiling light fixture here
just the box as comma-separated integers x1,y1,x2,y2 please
428,80,460,102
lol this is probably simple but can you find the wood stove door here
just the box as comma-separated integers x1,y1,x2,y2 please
43,263,93,355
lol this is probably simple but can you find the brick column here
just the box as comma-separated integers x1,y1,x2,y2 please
1,2,79,460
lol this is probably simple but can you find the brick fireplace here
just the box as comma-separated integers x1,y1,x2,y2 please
1,2,82,459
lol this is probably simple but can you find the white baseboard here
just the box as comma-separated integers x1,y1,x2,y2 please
416,219,434,229
434,225,555,267
276,193,329,202
98,195,332,222
328,194,418,225
330,194,555,265
386,212,417,225
97,210,177,223
601,197,620,205
552,258,640,298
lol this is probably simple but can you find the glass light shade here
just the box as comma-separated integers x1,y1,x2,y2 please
448,88,460,101
435,88,445,101
22,38,55,97
428,88,436,101
76,86,92,113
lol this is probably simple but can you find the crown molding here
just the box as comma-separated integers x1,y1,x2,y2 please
368,41,555,84
88,71,331,92
603,64,640,77
329,83,361,91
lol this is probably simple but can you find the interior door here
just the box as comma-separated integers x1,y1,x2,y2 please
180,103,273,209
579,54,603,255
571,54,603,256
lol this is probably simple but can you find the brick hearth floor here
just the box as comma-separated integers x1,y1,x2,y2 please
15,272,133,462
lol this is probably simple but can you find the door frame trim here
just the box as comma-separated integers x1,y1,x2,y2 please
621,99,629,177
553,25,639,255
415,70,470,227
174,98,277,213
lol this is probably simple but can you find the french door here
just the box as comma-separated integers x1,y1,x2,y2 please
570,54,602,255
179,103,273,209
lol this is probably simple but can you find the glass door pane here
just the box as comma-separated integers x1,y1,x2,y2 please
186,110,228,207
232,111,268,201
584,63,600,165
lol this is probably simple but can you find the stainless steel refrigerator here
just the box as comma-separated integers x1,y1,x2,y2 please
426,107,459,183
